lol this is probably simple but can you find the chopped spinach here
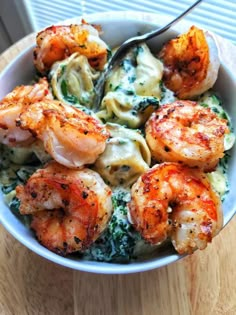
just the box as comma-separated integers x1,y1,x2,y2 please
16,167,38,182
9,196,21,216
134,45,144,58
133,96,159,112
9,196,32,226
2,183,18,194
83,189,141,262
114,85,134,95
60,65,66,77
107,49,112,60
120,59,135,72
61,79,79,104
128,75,136,83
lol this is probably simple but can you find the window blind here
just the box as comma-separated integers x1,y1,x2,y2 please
25,0,236,42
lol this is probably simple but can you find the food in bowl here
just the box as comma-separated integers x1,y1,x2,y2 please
0,16,235,267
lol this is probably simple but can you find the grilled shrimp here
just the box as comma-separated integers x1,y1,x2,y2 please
145,100,229,172
34,21,109,74
158,26,220,99
18,100,109,168
16,162,113,255
128,162,223,254
0,78,52,146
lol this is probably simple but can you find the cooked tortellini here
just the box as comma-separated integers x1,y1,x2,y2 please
97,43,163,128
50,52,99,110
94,123,151,186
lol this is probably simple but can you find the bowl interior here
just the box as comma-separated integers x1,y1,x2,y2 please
0,14,235,274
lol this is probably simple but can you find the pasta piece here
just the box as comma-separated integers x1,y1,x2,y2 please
97,43,163,128
34,21,109,74
50,53,99,110
94,123,151,186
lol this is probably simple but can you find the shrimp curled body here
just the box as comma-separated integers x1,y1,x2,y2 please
34,22,108,74
158,26,220,99
16,162,113,255
145,100,229,172
128,162,223,254
18,100,109,168
0,78,52,147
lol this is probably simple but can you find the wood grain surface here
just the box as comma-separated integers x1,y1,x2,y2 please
0,16,236,315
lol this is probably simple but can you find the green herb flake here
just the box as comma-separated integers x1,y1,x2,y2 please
61,80,79,104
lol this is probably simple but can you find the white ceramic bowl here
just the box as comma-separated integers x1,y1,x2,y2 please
0,12,235,274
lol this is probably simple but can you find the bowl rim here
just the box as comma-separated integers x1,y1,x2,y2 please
0,10,235,274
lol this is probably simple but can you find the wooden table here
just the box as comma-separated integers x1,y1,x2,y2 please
0,28,236,315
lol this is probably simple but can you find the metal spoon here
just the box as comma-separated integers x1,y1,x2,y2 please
93,0,203,110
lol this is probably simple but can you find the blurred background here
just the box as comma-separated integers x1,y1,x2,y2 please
0,0,235,54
